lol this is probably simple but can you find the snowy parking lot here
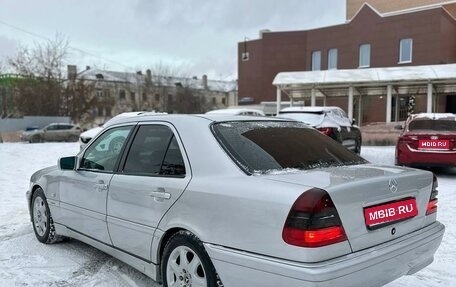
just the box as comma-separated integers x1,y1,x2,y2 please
0,143,454,286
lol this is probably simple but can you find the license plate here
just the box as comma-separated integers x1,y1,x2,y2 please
419,140,450,150
364,198,418,229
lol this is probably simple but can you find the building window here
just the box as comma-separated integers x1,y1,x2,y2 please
212,97,217,105
155,94,160,102
399,38,413,63
311,51,321,71
328,48,338,70
359,44,371,68
241,52,249,61
119,90,126,100
222,98,226,105
130,92,135,102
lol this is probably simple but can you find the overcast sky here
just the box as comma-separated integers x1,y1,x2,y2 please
0,0,345,80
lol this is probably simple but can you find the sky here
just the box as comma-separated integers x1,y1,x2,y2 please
0,0,345,80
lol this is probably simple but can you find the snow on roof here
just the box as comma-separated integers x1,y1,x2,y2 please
412,113,456,120
76,68,237,93
206,108,265,115
279,106,339,113
273,64,456,87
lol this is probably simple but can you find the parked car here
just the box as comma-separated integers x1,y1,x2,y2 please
206,108,265,116
21,123,81,143
396,113,456,167
27,114,444,287
278,106,362,154
79,111,161,150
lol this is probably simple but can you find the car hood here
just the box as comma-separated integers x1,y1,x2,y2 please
80,126,103,139
22,129,43,135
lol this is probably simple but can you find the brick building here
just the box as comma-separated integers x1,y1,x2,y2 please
238,0,456,123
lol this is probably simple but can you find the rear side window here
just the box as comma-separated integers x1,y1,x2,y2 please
123,125,186,177
408,119,456,131
213,121,366,174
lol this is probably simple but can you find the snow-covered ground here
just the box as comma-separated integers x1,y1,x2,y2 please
0,143,454,286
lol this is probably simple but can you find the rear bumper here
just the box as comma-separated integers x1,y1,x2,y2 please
396,144,456,167
205,221,444,287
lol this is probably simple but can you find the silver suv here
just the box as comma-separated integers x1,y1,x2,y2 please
21,123,82,143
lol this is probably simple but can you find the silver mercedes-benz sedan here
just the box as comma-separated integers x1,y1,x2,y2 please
26,114,444,287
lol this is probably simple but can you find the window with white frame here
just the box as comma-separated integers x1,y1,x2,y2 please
399,38,413,63
328,48,338,70
311,51,321,71
359,44,371,68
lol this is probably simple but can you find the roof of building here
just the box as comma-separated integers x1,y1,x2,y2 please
273,63,456,87
279,106,341,113
76,68,237,93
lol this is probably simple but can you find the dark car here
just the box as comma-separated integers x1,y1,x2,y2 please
396,113,456,167
278,106,362,154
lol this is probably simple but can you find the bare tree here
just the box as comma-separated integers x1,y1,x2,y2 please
8,34,70,116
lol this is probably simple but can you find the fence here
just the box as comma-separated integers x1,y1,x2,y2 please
0,116,71,133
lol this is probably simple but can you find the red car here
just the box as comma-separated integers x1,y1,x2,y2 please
396,113,456,167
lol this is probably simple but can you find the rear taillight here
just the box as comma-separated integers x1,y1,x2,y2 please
426,174,438,215
399,135,419,149
317,128,333,136
282,188,347,248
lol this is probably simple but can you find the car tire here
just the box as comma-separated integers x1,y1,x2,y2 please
30,135,41,143
108,136,125,155
161,231,223,287
31,188,63,244
355,138,362,155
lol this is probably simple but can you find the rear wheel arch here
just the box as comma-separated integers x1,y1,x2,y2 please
160,229,221,287
158,227,186,264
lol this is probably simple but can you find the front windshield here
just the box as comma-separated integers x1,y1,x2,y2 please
213,121,367,174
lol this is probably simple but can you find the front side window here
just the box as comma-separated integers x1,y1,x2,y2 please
213,121,366,174
123,125,186,176
80,126,132,172
45,124,58,131
328,48,338,70
359,44,371,68
311,51,321,71
399,38,413,63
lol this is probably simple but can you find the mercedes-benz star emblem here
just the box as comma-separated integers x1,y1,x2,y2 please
389,178,398,193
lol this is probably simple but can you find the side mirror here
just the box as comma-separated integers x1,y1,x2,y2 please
394,125,403,130
59,156,76,170
352,118,356,125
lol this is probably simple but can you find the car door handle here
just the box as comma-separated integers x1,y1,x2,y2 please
149,188,171,200
93,180,108,192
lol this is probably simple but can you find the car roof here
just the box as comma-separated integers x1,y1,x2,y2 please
105,114,288,128
409,113,456,120
206,108,265,115
279,106,340,113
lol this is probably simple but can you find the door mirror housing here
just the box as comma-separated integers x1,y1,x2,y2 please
59,156,76,170
394,124,404,130
352,118,356,125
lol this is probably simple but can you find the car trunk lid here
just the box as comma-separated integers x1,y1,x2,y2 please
263,164,434,252
401,131,456,151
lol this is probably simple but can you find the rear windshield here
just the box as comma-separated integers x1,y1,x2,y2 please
409,119,456,131
212,121,366,174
